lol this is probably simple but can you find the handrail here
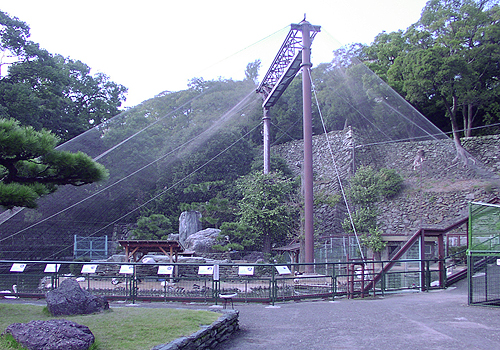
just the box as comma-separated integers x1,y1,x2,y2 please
363,215,470,293
363,228,423,292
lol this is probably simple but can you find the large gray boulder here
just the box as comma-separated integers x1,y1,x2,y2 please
4,319,94,350
183,228,221,253
179,211,202,245
46,279,109,316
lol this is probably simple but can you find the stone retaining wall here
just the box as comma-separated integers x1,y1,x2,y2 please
272,129,500,240
152,310,239,350
273,127,354,235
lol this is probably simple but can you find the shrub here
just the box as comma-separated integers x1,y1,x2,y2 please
345,166,403,255
378,168,403,198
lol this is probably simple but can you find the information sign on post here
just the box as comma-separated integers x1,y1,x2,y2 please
119,265,134,274
275,266,291,275
44,264,61,273
10,263,27,272
158,265,174,275
238,266,255,276
198,266,214,275
81,265,98,274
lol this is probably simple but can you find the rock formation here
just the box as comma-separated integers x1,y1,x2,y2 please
4,319,94,350
184,228,221,253
46,279,109,316
178,211,202,246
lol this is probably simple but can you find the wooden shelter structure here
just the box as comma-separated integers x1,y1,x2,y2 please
118,240,184,262
273,241,301,275
273,242,301,264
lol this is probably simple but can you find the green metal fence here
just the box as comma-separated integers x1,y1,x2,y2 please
1,258,445,305
467,201,500,306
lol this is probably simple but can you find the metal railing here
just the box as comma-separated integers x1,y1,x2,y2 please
0,259,447,305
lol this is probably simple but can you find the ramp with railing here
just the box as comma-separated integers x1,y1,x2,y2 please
363,217,469,294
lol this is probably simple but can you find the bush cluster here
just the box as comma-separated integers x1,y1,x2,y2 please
343,166,403,254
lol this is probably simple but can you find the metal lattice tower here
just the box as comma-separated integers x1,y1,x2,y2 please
257,18,320,271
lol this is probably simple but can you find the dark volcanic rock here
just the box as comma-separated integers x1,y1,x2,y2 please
46,279,109,316
4,319,94,350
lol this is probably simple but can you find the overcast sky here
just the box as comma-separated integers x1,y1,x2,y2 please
2,0,428,107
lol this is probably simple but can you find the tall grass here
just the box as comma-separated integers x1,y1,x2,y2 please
0,303,219,350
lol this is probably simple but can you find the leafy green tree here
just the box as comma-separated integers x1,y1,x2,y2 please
311,58,391,136
180,183,237,229
310,63,351,132
220,171,299,254
196,196,234,229
0,10,32,69
375,0,500,159
0,118,108,209
348,166,403,204
377,168,404,198
215,221,256,251
131,214,172,240
349,166,383,204
366,31,407,75
0,10,127,141
339,1,500,144
89,75,260,234
244,59,261,84
361,227,386,258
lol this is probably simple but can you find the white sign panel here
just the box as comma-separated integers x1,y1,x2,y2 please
44,264,61,273
10,263,27,272
497,259,500,266
158,265,174,275
119,265,134,274
198,266,214,275
275,266,291,275
238,266,255,276
81,265,98,274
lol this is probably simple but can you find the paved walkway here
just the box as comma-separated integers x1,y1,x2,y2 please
214,280,500,350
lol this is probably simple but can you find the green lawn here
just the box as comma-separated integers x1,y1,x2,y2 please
0,303,220,350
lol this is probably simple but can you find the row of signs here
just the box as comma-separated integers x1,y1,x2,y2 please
9,263,292,276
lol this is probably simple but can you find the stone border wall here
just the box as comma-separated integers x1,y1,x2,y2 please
152,310,239,350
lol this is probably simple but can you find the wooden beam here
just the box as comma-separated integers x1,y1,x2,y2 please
130,247,140,262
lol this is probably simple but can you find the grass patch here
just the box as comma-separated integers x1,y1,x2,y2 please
0,303,219,350
1,333,28,350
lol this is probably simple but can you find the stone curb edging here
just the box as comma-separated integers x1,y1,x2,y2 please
151,309,239,350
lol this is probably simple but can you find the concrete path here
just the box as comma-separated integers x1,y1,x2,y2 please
215,280,500,350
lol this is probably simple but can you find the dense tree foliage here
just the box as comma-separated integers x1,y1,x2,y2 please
149,129,258,233
0,118,108,209
130,214,172,240
98,77,263,234
0,11,127,142
218,171,300,254
358,0,500,148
